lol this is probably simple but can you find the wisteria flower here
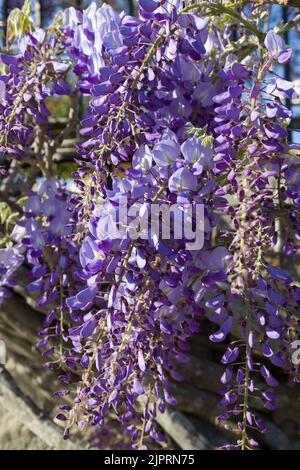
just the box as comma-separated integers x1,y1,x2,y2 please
266,77,297,100
79,236,105,274
132,144,153,173
181,137,213,174
153,129,181,167
0,248,23,304
66,285,98,311
264,31,292,64
168,167,198,193
89,200,121,242
139,0,160,12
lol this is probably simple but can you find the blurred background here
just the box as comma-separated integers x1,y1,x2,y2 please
0,0,134,28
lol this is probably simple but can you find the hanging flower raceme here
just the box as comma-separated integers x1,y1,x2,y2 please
61,2,221,225
29,1,226,447
207,35,300,449
0,27,72,172
58,127,220,445
15,178,85,366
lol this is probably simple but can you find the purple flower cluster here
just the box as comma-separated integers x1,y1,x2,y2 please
208,47,300,448
58,129,222,444
16,178,84,363
47,0,229,446
0,27,71,169
0,247,23,304
62,2,221,218
49,2,300,448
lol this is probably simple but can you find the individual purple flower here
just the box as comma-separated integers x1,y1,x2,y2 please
80,317,97,339
89,201,120,242
209,316,233,343
196,246,230,271
266,78,297,100
153,129,181,167
168,167,198,193
139,0,160,11
260,365,279,387
181,137,213,175
187,34,206,60
87,52,105,74
226,62,249,80
53,78,72,96
0,248,23,304
221,345,240,365
221,368,232,384
62,6,80,29
24,195,41,216
23,219,45,250
66,285,98,311
28,28,46,46
50,211,72,237
79,236,105,274
206,293,225,309
267,265,291,283
264,31,292,64
132,144,153,173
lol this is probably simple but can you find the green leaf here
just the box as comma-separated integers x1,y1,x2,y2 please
57,162,77,179
6,212,19,226
47,11,64,38
21,0,31,17
185,125,208,139
0,205,9,225
6,9,20,44
6,0,33,45
202,135,214,147
17,196,28,206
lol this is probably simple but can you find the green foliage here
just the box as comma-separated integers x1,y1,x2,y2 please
17,196,28,206
6,0,34,46
57,161,77,179
0,202,19,247
48,11,64,35
0,203,9,225
185,125,214,146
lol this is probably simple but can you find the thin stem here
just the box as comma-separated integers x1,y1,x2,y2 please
192,2,263,40
59,273,64,358
131,27,166,90
241,287,251,450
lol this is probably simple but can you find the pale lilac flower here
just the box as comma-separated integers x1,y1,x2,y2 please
264,31,292,64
